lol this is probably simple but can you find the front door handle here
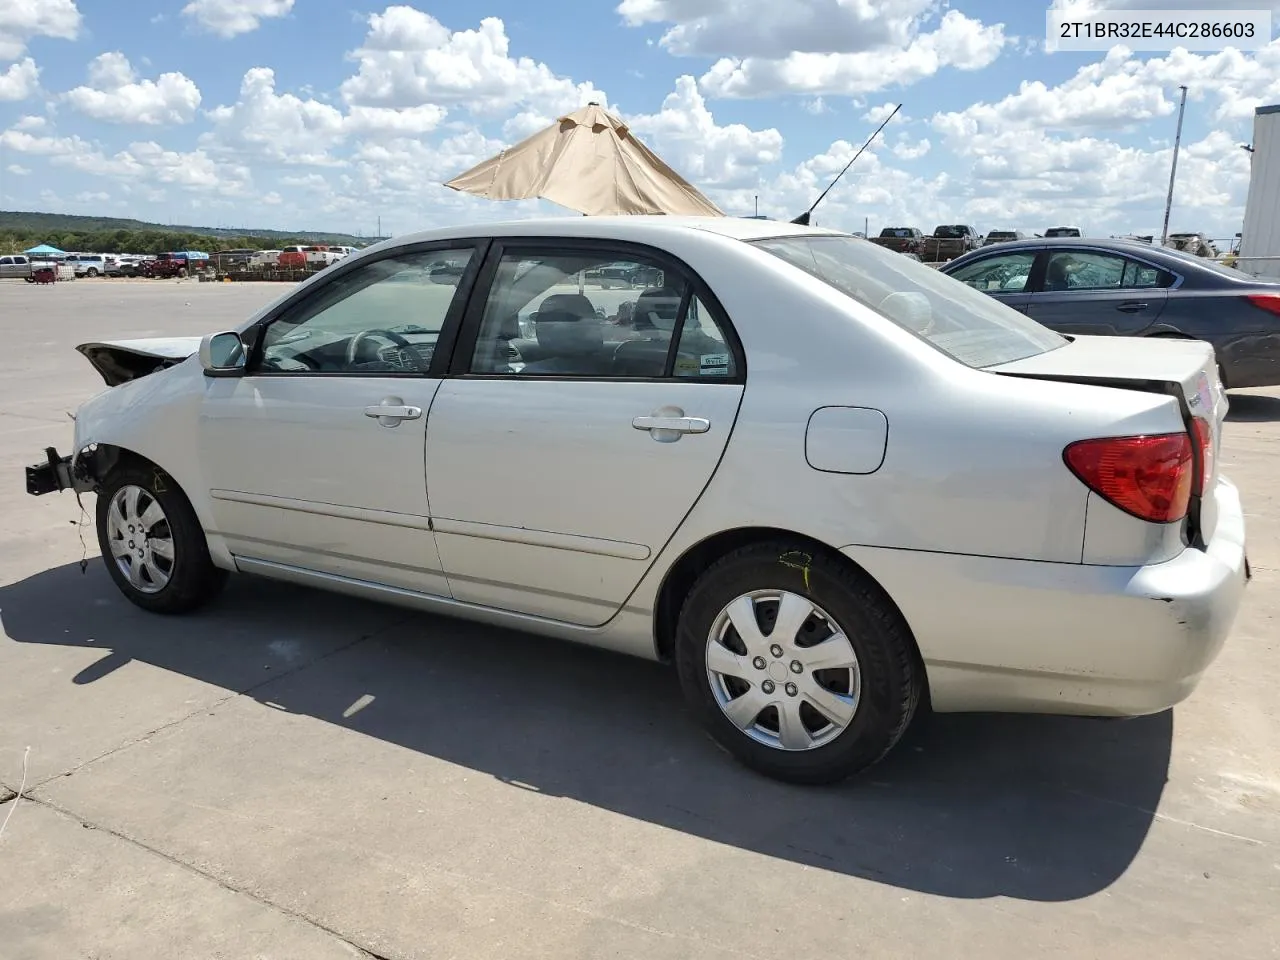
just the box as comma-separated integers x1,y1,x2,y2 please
1116,302,1149,313
364,397,422,427
632,412,710,442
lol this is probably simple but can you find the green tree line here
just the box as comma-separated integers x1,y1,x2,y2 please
0,229,324,255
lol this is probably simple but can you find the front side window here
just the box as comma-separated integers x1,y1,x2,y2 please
753,235,1064,368
947,252,1037,293
468,250,737,379
256,247,474,374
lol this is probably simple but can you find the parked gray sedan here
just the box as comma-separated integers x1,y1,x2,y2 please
941,238,1280,389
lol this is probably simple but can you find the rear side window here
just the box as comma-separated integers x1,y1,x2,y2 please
752,235,1065,368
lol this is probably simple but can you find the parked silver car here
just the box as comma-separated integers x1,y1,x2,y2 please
25,217,1248,784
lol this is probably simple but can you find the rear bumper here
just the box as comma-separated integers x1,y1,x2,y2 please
842,478,1249,716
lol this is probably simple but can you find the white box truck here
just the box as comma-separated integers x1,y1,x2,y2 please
1240,103,1280,281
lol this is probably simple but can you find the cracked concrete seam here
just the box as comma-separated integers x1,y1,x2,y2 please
0,787,15,804
28,615,414,793
28,793,393,960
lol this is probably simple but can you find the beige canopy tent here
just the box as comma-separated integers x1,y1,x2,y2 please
444,103,723,217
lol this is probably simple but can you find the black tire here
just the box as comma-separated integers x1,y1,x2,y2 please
675,540,922,785
86,268,98,277
95,463,228,614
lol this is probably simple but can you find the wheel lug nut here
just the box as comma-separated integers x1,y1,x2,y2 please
790,660,803,674
785,682,798,697
752,656,766,670
761,680,775,694
770,644,783,658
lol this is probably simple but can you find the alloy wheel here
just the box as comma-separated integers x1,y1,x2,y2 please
706,590,862,751
106,484,176,594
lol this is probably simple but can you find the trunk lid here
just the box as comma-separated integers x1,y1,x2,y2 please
992,334,1226,544
77,337,203,387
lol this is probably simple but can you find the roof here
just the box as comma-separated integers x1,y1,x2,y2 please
1256,103,1280,116
378,215,845,249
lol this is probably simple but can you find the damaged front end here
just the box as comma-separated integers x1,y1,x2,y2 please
26,444,101,497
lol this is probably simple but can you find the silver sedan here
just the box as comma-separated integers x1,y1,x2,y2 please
26,217,1249,784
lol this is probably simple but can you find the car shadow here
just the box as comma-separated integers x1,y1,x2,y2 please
1226,392,1280,423
0,562,1172,903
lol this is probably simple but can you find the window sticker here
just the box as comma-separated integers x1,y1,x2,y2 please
700,353,730,375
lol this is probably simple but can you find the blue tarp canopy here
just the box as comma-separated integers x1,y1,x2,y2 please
24,243,64,255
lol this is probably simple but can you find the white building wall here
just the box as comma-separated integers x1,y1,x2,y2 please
1240,104,1280,281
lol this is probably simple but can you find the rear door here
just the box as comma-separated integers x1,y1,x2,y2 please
1026,248,1171,335
943,249,1042,313
424,239,745,626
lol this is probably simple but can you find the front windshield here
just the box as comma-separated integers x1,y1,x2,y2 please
751,234,1066,368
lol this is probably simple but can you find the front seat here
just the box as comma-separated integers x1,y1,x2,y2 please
523,293,606,375
613,287,683,376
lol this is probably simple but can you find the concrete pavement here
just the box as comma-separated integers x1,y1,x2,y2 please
1,279,1277,959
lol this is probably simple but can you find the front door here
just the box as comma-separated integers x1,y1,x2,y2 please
199,243,484,596
1026,249,1171,335
424,242,746,625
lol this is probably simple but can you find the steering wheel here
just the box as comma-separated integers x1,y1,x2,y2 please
345,328,416,367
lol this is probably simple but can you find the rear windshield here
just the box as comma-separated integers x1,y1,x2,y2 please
934,225,967,238
882,228,914,238
751,234,1066,368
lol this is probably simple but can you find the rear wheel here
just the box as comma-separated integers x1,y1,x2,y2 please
85,268,99,277
675,541,922,785
95,464,227,614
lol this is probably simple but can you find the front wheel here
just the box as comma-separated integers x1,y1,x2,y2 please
95,464,228,614
675,541,922,785
85,268,99,277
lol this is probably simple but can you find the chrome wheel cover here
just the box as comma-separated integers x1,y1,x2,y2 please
706,590,861,752
105,485,175,595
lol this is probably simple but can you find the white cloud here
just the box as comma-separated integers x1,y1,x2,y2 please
0,57,38,101
617,0,939,58
13,113,46,130
340,8,607,117
0,124,252,196
802,96,829,115
933,42,1280,140
204,67,346,164
628,75,783,188
862,101,901,124
0,0,80,60
6,163,31,175
892,136,931,160
345,103,448,138
202,67,451,166
181,0,294,38
63,53,202,125
700,10,1008,98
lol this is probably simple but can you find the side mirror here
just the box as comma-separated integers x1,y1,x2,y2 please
199,331,246,377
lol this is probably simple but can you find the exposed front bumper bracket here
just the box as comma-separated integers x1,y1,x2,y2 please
26,446,94,496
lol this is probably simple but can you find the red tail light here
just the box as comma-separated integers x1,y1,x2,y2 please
1064,433,1193,523
1191,417,1213,494
1247,294,1280,317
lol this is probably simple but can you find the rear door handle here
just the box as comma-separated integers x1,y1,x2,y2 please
364,398,422,427
1116,302,1149,313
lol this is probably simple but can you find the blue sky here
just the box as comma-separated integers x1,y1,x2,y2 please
1,0,1277,239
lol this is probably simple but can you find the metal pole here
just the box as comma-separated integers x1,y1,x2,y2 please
754,195,759,217
1161,86,1188,246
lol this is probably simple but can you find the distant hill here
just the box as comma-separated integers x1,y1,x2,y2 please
0,210,383,246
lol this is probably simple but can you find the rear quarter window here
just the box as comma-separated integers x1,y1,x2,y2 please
752,235,1065,368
